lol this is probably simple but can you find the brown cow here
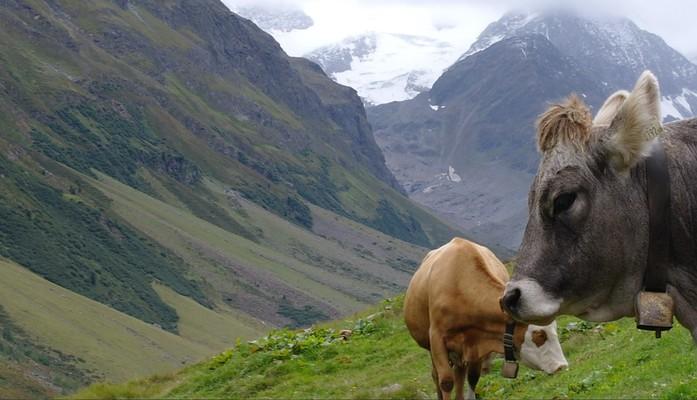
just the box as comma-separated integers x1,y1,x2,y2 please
405,238,567,400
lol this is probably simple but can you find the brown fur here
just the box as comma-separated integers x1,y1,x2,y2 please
536,94,593,153
531,330,548,347
404,238,526,400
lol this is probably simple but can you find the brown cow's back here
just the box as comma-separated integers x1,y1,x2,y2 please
404,247,436,349
404,238,508,351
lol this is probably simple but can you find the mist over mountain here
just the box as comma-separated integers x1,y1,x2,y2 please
370,10,697,253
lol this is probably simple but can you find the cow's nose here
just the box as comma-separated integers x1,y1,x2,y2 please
501,287,521,314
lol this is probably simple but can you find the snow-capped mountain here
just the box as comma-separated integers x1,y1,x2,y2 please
455,10,697,121
305,33,463,106
233,4,313,32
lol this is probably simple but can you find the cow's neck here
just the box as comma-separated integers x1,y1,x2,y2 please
459,321,526,362
656,126,697,340
490,322,526,357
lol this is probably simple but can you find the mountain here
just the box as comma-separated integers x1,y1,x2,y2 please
0,0,460,395
232,3,313,32
305,32,461,105
369,10,697,253
456,11,697,120
77,296,697,399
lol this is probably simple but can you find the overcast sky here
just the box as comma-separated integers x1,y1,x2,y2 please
223,0,697,59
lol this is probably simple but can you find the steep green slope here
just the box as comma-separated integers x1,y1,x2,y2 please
0,0,455,247
87,171,367,320
0,156,206,332
0,303,90,399
0,258,261,398
78,296,697,399
0,159,434,395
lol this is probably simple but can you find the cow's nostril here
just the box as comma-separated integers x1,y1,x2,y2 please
502,287,522,313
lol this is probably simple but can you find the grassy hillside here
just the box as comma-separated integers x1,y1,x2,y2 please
86,170,426,323
0,161,435,396
78,296,697,399
0,258,263,398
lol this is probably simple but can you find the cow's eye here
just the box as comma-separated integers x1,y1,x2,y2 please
553,192,576,216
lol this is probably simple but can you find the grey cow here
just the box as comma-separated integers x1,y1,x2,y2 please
501,71,697,342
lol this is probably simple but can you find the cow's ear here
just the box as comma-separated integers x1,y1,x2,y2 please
604,71,662,172
593,90,629,125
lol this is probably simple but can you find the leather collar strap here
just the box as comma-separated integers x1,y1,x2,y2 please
503,321,517,362
645,142,671,293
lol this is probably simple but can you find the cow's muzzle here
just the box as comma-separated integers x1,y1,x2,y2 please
500,287,521,317
501,279,562,323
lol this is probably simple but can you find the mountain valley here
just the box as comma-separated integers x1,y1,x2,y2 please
0,0,459,395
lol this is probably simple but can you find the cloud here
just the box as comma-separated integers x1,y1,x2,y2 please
223,0,697,57
350,0,697,56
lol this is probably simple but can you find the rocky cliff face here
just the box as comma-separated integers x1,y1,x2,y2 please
124,0,401,190
290,57,404,192
370,10,697,253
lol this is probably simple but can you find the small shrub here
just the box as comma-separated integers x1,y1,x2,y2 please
353,318,377,335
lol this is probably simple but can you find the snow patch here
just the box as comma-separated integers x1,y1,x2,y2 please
456,12,539,62
458,34,505,62
675,88,696,113
429,103,446,111
448,166,462,182
308,32,464,105
661,97,682,120
423,185,437,194
661,88,697,121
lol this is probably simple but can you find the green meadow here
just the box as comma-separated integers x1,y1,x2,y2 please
76,295,697,399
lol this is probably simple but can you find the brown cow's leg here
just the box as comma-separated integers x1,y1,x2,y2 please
429,329,454,400
453,363,466,400
481,353,493,375
431,358,443,400
466,361,482,400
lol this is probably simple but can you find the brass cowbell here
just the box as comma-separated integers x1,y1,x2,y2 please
501,361,519,379
635,291,674,338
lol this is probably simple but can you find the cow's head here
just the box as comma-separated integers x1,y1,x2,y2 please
502,71,662,324
520,321,568,374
